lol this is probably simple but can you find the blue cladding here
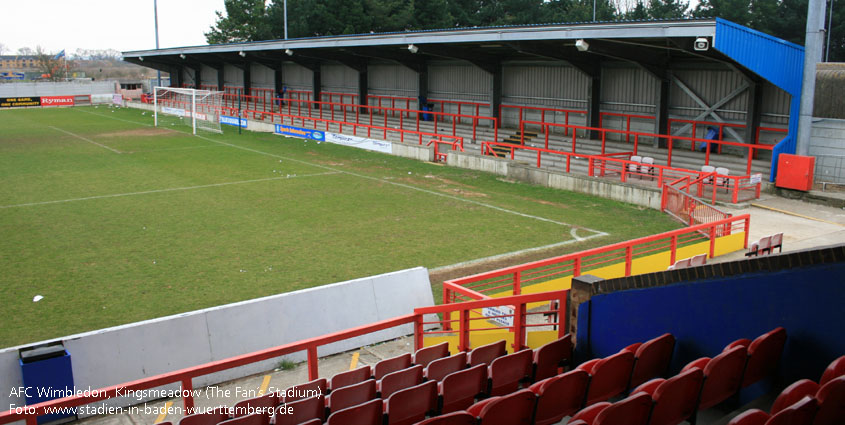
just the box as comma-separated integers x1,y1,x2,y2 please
714,18,804,96
714,19,805,177
575,262,845,392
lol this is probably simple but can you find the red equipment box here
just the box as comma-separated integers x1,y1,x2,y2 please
776,154,815,191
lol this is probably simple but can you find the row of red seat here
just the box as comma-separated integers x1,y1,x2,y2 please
728,355,845,425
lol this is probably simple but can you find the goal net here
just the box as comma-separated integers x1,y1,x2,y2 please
153,87,224,134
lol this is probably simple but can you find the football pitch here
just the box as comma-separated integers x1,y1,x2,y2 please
0,106,679,347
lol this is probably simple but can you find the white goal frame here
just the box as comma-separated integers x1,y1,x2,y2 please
153,86,223,135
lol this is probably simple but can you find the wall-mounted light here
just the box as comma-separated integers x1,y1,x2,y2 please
179,54,186,59
575,39,589,52
407,44,419,54
138,57,144,61
239,51,246,57
285,49,294,56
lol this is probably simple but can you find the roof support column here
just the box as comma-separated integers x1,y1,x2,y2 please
243,63,251,97
170,66,182,87
312,67,321,109
417,63,428,109
216,65,224,91
491,63,502,127
744,80,763,155
193,66,202,89
587,72,601,139
274,64,284,96
358,70,369,114
655,77,670,148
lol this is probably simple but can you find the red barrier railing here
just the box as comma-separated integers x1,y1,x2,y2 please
367,95,416,117
599,112,656,143
441,214,750,330
428,139,464,162
520,120,773,176
0,290,567,425
480,139,762,203
661,175,732,226
255,97,496,142
321,91,358,105
501,105,587,135
416,291,568,353
429,99,488,125
249,109,465,150
668,118,787,154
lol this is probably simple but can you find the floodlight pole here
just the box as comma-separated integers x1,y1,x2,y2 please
284,0,289,39
154,0,161,87
593,0,596,21
826,0,834,61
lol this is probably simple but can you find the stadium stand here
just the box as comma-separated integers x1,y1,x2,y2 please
465,389,535,425
486,349,532,396
467,340,507,368
413,342,450,368
328,366,371,391
378,364,423,399
529,370,590,425
325,379,376,413
438,364,488,414
623,332,676,390
424,352,467,382
373,353,413,380
576,350,636,405
531,334,573,382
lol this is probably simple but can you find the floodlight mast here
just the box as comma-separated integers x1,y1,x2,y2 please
154,0,161,87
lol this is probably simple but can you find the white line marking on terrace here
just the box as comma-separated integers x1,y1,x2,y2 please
78,108,609,238
49,126,123,154
0,172,341,209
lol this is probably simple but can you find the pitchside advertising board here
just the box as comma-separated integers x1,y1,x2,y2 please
274,124,325,141
220,116,248,128
273,124,394,155
0,96,75,108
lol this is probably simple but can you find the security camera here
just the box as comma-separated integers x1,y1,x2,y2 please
694,37,710,51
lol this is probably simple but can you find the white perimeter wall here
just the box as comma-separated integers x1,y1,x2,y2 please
0,267,433,415
0,81,117,97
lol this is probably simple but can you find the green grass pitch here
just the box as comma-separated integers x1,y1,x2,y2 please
0,106,679,347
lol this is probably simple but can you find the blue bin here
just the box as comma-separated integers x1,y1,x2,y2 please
700,127,719,152
20,344,76,424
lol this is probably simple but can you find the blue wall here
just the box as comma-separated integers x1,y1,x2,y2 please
575,262,845,391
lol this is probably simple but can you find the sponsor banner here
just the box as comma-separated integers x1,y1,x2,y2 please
324,132,393,154
481,306,514,327
275,124,325,141
161,106,186,117
112,94,123,105
41,96,75,107
1,72,25,80
0,96,41,108
750,173,762,185
220,115,248,128
185,111,208,121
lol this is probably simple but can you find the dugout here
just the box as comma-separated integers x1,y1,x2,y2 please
123,18,804,180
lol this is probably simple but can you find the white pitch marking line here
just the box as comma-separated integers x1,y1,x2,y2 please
79,108,609,238
430,231,607,273
570,227,586,242
48,126,123,154
126,145,221,154
0,172,341,209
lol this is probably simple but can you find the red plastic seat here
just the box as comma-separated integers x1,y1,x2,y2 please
414,342,450,368
577,350,635,405
379,364,423,399
467,340,507,367
326,379,376,414
683,345,747,410
425,352,467,382
384,380,438,425
329,365,371,391
488,349,533,396
178,409,230,425
590,393,652,425
217,414,269,425
326,398,383,425
731,327,787,388
624,333,676,389
569,401,611,424
633,367,704,425
529,369,590,425
532,334,573,381
820,355,845,386
231,393,278,417
296,420,321,425
814,376,845,425
728,396,817,425
373,353,412,380
770,379,818,414
439,364,488,414
466,389,536,425
414,411,476,425
274,394,325,425
281,377,327,402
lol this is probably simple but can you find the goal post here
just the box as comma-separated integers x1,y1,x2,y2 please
153,86,224,135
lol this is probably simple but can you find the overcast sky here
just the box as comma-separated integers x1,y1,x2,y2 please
3,0,226,55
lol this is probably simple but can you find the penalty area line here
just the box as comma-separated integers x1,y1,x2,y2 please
0,172,341,209
49,125,123,154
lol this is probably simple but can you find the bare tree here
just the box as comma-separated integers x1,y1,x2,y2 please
17,47,34,56
34,46,72,81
